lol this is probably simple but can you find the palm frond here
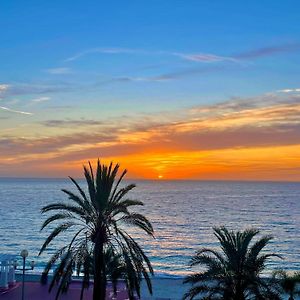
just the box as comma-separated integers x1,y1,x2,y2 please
41,203,87,219
83,163,97,210
184,226,280,300
41,213,74,230
39,222,77,255
40,159,153,300
119,213,154,235
247,235,273,261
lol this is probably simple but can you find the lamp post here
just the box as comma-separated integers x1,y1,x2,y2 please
14,250,34,300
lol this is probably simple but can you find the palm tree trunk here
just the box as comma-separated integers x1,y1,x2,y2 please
234,281,245,300
93,235,106,300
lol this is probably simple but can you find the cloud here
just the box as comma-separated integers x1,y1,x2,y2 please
234,43,300,59
189,89,300,116
151,65,225,81
14,84,70,95
173,52,237,63
41,118,104,127
64,42,300,70
277,88,300,93
46,67,72,74
65,47,234,64
0,84,10,92
64,47,147,62
1,89,300,180
111,76,170,83
0,84,10,100
0,106,33,115
148,43,300,81
31,96,51,103
43,105,75,110
1,89,300,165
0,83,74,97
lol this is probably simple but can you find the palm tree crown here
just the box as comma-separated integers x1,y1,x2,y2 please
39,160,154,300
273,270,300,300
183,226,282,300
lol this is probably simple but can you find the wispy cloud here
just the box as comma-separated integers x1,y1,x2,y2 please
147,43,300,81
234,43,300,59
41,118,104,127
1,88,300,180
150,65,225,81
1,83,73,97
277,88,300,93
111,76,170,83
31,96,51,103
1,89,300,161
64,47,146,62
189,89,300,115
65,47,234,64
0,84,10,100
173,52,237,63
46,67,72,74
0,106,33,115
65,42,300,66
0,84,10,92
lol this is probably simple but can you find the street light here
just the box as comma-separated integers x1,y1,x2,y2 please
14,250,34,300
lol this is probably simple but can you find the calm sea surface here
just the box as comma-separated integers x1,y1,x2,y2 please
0,178,300,277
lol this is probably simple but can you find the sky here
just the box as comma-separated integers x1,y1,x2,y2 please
0,0,300,180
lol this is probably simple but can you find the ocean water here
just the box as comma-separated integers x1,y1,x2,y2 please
0,178,300,278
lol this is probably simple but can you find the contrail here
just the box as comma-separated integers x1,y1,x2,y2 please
0,106,33,115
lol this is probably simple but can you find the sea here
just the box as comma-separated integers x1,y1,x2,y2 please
0,178,300,279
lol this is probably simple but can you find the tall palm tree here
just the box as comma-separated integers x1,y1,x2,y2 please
39,160,154,300
273,270,300,300
183,227,282,300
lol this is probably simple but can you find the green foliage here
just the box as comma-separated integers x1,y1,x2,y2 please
183,227,282,300
40,160,154,300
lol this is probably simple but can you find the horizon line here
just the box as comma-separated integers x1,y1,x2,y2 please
0,176,299,184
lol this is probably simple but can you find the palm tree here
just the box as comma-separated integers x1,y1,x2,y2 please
39,160,154,300
183,227,282,300
273,270,300,300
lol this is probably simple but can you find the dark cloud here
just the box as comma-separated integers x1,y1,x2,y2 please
2,121,299,166
0,131,118,156
41,119,105,127
166,123,300,151
1,91,299,165
190,93,300,115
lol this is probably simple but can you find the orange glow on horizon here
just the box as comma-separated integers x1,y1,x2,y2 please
1,93,300,181
34,144,300,182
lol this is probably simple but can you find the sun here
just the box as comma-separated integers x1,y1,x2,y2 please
158,175,163,179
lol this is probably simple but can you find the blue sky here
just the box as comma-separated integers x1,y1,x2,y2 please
1,1,300,179
1,1,300,107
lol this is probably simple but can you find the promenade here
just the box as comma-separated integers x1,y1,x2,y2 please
0,281,128,300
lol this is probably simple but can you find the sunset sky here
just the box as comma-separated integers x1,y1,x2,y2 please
1,1,300,180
